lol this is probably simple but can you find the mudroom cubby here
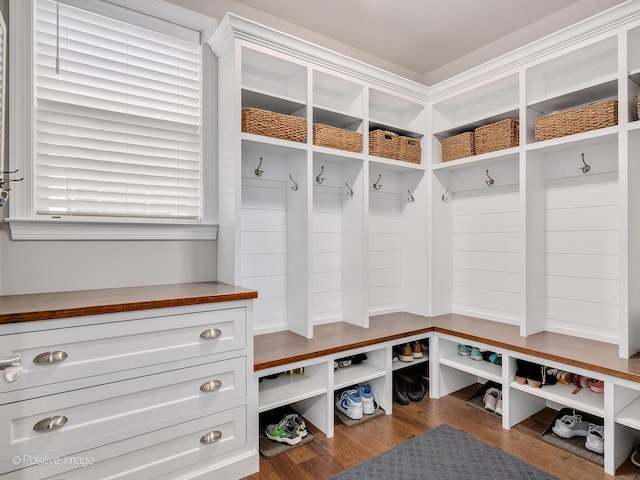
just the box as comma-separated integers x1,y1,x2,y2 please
368,162,427,316
523,139,620,344
312,154,366,327
431,156,521,325
239,140,311,337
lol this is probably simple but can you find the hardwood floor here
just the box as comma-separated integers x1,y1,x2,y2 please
244,385,640,480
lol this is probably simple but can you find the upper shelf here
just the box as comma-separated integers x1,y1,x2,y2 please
313,70,363,120
241,46,307,104
369,88,426,136
432,74,519,135
526,35,617,107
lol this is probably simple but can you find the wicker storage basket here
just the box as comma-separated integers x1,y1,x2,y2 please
313,124,362,152
534,100,618,141
241,108,307,143
397,136,421,163
369,130,399,159
475,119,519,154
441,132,475,161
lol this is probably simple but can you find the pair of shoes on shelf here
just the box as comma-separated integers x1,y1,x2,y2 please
265,413,308,446
397,342,424,362
458,344,472,356
336,384,378,419
516,360,556,388
482,387,503,416
394,373,427,405
551,410,603,454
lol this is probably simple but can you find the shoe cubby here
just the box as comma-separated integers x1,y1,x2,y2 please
432,335,503,398
257,360,330,436
332,346,387,390
506,354,605,430
611,380,640,473
391,338,429,372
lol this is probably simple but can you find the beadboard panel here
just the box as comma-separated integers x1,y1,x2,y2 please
241,179,289,333
313,186,342,325
544,177,620,341
451,190,521,323
369,190,403,313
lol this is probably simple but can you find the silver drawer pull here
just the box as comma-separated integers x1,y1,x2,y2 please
200,328,222,340
0,354,23,383
33,351,68,365
200,379,222,392
33,416,68,432
200,430,222,444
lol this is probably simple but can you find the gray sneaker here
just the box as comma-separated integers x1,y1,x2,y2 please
552,411,590,438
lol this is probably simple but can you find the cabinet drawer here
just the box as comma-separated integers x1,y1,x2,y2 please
0,307,246,394
0,357,246,472
5,406,248,480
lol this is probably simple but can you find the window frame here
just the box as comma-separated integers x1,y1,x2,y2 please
7,0,218,240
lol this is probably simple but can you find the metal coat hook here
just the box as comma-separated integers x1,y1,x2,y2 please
315,166,325,184
442,188,450,202
580,153,591,174
373,174,382,190
254,157,264,177
485,169,494,187
345,181,354,197
289,175,299,191
0,169,23,192
407,189,415,203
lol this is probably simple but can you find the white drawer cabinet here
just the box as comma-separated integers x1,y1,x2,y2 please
5,406,248,480
0,293,258,480
0,306,246,395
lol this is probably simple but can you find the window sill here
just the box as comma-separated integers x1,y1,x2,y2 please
5,219,219,240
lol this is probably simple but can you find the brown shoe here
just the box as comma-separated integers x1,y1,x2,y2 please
411,342,423,359
398,344,413,362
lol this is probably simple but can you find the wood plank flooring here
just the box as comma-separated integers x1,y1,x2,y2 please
244,385,640,480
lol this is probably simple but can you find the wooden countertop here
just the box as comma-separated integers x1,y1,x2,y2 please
0,282,258,324
254,312,640,384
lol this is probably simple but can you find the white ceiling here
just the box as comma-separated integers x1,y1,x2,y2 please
169,0,628,84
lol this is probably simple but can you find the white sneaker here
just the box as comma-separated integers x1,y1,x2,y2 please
552,411,589,438
357,384,378,415
336,389,363,420
585,424,604,454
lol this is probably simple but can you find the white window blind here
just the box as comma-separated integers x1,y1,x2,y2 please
34,0,202,220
